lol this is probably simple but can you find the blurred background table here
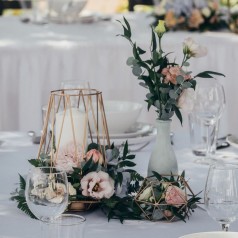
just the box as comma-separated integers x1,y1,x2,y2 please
0,12,237,137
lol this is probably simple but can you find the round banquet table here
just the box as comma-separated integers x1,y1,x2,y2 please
0,13,238,138
1,131,238,238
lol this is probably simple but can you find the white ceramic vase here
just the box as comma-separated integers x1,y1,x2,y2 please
147,120,178,176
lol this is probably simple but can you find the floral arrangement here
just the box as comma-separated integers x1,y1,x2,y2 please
11,141,144,221
11,140,201,222
135,171,200,222
118,17,224,124
153,0,228,32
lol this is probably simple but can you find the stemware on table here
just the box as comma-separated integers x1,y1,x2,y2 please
25,167,69,223
192,79,225,164
204,162,238,231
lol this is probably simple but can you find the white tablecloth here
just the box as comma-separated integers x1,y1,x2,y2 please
0,13,238,137
1,132,238,238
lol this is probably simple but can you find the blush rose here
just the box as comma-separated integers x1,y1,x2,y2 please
165,185,186,206
81,171,114,199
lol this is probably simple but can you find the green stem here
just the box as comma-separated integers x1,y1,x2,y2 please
158,36,163,55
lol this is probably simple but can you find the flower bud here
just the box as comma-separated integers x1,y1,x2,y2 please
154,20,166,37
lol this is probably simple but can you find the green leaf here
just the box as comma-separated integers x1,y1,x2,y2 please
159,87,170,93
117,172,123,186
154,100,160,109
146,93,153,99
183,62,190,67
132,66,142,76
12,195,37,219
126,57,135,66
176,75,184,84
19,174,26,190
118,160,136,168
123,141,129,158
169,90,178,99
126,154,135,160
180,170,185,179
173,105,183,125
28,159,41,167
195,71,225,79
133,43,142,61
87,142,99,151
152,171,163,181
182,81,192,89
139,82,148,88
137,47,146,55
123,16,131,38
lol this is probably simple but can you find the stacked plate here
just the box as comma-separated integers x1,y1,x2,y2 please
98,122,157,147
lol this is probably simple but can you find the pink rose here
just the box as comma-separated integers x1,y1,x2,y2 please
162,66,191,85
165,185,186,206
85,149,104,164
163,210,173,218
55,142,83,173
81,171,114,199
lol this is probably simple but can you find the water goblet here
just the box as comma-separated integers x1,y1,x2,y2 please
25,166,68,223
204,162,238,231
192,79,225,164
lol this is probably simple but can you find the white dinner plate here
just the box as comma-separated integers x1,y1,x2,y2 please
110,127,157,146
179,232,238,238
226,135,238,148
92,122,153,139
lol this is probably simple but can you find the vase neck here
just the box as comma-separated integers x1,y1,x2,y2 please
155,120,171,140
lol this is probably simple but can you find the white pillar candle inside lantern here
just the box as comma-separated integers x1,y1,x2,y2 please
55,108,88,148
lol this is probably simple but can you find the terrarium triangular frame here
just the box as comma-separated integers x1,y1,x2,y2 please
37,88,111,169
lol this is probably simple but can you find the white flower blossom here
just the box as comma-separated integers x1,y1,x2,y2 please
183,37,207,58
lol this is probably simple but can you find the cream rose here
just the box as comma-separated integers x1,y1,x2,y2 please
138,187,152,201
201,7,211,18
81,171,114,199
68,182,77,196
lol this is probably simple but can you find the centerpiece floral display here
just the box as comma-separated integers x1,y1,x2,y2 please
11,142,201,222
118,17,224,176
153,0,228,32
11,19,217,223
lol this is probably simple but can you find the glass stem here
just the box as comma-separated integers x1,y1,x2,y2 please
222,223,229,232
206,124,212,159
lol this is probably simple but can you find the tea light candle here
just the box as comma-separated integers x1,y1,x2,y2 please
55,108,87,148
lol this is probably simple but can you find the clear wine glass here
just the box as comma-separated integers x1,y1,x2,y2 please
192,79,225,164
25,167,68,223
204,162,238,231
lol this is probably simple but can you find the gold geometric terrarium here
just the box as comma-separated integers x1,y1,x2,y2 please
134,175,196,222
37,88,111,210
38,88,110,165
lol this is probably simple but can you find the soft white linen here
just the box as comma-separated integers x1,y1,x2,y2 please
0,14,237,137
1,132,238,238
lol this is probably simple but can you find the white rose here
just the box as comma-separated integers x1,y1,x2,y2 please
183,37,207,58
178,88,195,113
201,7,211,18
68,182,76,196
138,187,152,201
